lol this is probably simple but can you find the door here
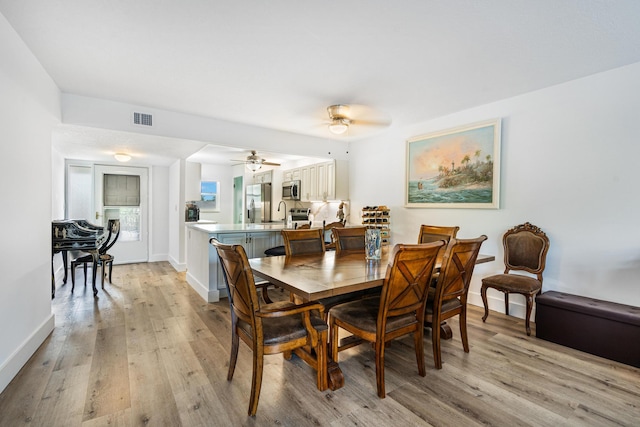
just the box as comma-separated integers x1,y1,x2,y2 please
94,165,149,264
233,176,243,224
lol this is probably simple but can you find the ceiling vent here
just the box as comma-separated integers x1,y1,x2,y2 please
133,112,153,126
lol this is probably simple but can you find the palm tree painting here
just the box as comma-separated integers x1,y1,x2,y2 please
406,119,501,208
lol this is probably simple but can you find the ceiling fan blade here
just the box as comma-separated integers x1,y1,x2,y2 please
262,161,280,166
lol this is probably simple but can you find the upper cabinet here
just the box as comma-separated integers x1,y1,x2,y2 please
282,159,348,201
251,170,272,184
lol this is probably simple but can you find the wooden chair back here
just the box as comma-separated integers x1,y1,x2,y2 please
502,222,550,282
323,220,345,249
281,228,325,256
210,238,330,415
333,226,366,255
418,224,460,265
427,235,487,369
329,240,446,397
435,236,487,304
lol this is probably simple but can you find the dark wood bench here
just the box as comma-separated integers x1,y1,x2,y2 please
535,291,640,367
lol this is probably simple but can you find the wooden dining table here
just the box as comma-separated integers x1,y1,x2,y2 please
249,247,495,390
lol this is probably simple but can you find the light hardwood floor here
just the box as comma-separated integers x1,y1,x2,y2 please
1,262,638,426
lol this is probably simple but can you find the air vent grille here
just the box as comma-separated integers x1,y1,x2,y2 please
133,112,153,126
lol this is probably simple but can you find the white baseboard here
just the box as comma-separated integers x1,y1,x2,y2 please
168,255,186,272
468,290,534,320
149,253,168,263
186,271,219,302
0,313,55,394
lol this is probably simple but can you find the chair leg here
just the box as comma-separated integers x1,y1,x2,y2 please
228,328,239,381
71,264,76,291
83,263,87,287
374,340,386,398
101,262,106,289
504,292,510,316
460,308,469,353
432,316,442,369
414,328,426,377
248,345,264,416
524,293,534,336
108,261,113,283
481,284,489,322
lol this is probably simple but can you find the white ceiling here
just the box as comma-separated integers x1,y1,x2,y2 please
2,1,640,165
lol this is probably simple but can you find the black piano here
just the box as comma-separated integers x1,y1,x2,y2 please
52,219,107,298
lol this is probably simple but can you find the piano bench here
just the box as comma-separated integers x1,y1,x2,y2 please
535,291,640,368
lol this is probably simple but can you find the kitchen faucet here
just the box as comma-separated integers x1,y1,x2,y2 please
277,200,287,222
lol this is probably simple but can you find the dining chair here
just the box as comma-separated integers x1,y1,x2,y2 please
417,224,460,267
294,221,312,229
323,220,345,250
210,238,329,416
480,222,550,335
425,235,487,369
332,226,366,255
329,240,446,398
70,218,120,290
281,228,325,256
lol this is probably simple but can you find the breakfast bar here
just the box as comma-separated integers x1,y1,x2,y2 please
185,222,288,302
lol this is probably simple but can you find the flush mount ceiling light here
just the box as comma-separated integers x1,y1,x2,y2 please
323,104,392,136
231,150,280,172
328,118,350,135
246,162,262,172
114,153,131,162
327,105,351,135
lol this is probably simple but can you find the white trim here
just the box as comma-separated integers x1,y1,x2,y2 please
0,314,55,393
186,271,220,302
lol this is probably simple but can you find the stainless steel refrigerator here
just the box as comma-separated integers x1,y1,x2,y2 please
246,183,272,223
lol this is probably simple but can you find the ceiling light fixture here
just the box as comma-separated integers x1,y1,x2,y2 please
114,153,131,162
328,118,349,135
246,162,262,172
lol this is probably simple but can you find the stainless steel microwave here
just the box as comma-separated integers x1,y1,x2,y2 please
282,180,300,200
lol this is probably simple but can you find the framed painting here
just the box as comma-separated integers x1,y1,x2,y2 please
405,118,501,209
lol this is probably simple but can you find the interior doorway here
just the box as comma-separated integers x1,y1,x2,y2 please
233,175,243,224
66,162,149,264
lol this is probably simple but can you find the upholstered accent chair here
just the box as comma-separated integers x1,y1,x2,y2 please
210,238,328,416
329,241,446,397
481,222,550,335
425,235,487,369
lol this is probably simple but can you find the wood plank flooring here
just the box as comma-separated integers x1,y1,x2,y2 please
1,262,638,426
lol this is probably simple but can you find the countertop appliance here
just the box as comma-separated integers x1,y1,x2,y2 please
246,183,272,223
289,208,310,228
185,203,200,222
282,180,300,200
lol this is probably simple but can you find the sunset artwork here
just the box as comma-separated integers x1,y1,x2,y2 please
406,119,501,208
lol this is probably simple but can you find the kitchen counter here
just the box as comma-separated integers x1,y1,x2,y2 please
185,222,290,233
185,223,287,302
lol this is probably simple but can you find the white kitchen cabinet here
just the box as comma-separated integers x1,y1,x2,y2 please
281,159,348,201
252,170,272,184
186,225,281,302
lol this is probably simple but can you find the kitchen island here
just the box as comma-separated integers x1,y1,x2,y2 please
185,223,287,302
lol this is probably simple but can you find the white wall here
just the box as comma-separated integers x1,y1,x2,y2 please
349,62,640,317
200,163,234,223
0,14,60,392
150,165,170,262
168,159,186,271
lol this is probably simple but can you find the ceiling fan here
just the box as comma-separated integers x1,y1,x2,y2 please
231,150,280,172
325,104,391,136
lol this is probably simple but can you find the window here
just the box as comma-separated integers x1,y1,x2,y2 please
198,181,220,211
